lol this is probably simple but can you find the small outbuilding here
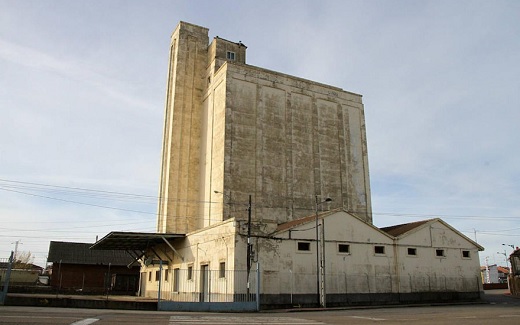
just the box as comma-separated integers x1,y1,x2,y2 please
47,241,139,295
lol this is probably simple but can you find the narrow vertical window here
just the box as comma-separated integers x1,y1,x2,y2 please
219,262,226,278
187,265,193,280
173,268,180,291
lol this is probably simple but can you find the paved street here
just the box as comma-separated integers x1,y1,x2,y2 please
0,290,518,325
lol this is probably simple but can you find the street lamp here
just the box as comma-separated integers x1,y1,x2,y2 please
497,250,510,270
315,195,332,308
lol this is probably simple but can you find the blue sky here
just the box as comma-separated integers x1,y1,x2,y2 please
1,0,519,268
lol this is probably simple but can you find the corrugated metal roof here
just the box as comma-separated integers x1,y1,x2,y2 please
90,232,184,251
47,241,134,266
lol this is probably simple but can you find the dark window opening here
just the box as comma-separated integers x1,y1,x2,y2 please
408,248,417,256
338,244,350,253
298,242,311,251
219,262,226,278
226,51,236,60
187,266,193,280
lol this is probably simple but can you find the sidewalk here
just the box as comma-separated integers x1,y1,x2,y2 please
4,292,157,310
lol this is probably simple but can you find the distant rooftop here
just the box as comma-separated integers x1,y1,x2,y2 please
47,241,134,266
380,219,433,237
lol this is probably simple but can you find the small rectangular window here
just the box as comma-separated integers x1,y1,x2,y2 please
298,242,311,251
407,248,417,256
462,250,471,258
148,271,152,282
164,269,169,282
374,245,385,255
219,262,226,278
173,268,180,291
338,244,350,254
226,51,235,60
155,270,160,282
187,265,193,280
436,249,445,257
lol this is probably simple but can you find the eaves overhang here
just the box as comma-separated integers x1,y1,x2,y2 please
90,231,185,251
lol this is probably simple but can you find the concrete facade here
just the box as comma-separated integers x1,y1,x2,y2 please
157,21,372,235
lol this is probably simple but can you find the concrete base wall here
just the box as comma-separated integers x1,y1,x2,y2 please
159,301,257,312
260,291,483,309
4,295,156,310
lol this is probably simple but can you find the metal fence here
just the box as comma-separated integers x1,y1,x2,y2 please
266,271,481,295
157,267,258,303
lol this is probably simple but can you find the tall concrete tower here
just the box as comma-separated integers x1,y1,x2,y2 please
157,22,209,233
158,22,372,235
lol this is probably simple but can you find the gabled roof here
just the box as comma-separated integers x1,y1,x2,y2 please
497,266,510,274
380,218,484,251
47,241,134,266
276,208,342,233
380,219,433,237
274,208,394,240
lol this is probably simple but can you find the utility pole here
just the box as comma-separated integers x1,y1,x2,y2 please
315,195,331,308
12,240,21,261
215,190,253,297
246,194,252,296
320,206,327,308
498,250,510,270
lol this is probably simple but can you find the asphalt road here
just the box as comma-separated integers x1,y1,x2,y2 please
0,290,518,325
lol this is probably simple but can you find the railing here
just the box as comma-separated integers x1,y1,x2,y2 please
157,268,258,303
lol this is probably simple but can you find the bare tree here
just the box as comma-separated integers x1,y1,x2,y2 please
13,251,35,269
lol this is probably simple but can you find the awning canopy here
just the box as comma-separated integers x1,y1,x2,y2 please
90,231,185,251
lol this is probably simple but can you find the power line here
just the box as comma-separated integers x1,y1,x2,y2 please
1,178,519,223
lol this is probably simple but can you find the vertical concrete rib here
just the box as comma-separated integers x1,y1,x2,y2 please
311,96,322,198
158,22,208,234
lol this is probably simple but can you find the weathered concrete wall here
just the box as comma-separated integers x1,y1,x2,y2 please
222,63,372,230
142,219,237,298
248,211,481,297
157,22,209,234
253,211,392,295
395,220,483,293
